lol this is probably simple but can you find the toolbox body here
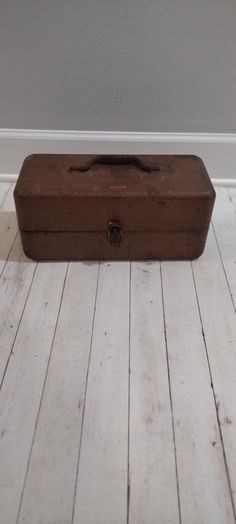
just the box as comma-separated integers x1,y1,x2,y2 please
14,154,215,260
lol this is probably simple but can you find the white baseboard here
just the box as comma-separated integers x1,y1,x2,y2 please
0,129,236,186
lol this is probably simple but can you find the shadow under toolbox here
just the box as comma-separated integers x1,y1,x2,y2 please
14,154,215,260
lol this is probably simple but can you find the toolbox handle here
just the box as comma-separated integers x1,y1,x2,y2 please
68,155,160,173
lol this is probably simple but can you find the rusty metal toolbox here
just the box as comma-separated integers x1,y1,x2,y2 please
14,154,215,260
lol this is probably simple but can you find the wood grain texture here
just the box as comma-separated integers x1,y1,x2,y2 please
161,260,235,524
17,262,99,524
229,188,236,208
0,235,36,385
212,188,236,311
128,261,179,524
192,225,236,513
0,183,235,524
0,185,18,276
0,183,10,208
73,262,130,524
0,262,67,524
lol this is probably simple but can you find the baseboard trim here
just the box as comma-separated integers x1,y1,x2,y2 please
211,178,236,188
1,129,236,143
0,174,18,183
1,128,236,181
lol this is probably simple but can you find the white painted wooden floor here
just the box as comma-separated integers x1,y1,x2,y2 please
0,183,236,524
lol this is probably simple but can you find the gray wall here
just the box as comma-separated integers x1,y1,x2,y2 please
1,0,236,132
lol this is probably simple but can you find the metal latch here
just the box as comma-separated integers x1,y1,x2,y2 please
107,221,123,247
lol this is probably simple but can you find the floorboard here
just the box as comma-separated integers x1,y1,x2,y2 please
212,188,236,311
192,225,236,516
17,262,99,524
129,261,179,524
0,262,67,524
0,183,10,209
73,262,130,524
0,185,18,277
0,183,236,524
0,235,36,385
161,260,234,524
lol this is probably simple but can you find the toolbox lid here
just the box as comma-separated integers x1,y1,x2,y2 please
14,154,215,233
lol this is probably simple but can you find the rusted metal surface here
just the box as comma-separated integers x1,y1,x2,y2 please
14,154,215,260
